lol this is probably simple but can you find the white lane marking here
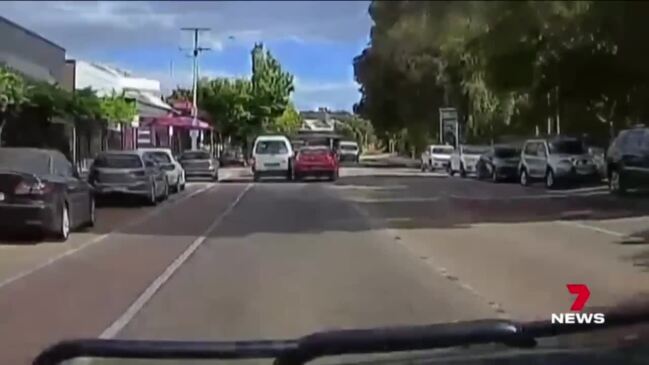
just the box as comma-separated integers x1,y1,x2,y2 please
0,184,216,291
547,186,608,194
346,197,441,203
556,220,628,238
99,183,253,339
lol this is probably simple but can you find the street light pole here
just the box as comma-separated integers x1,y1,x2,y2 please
181,27,211,150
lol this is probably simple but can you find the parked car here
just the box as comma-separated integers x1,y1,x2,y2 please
606,126,649,194
421,144,454,171
518,136,599,189
251,135,294,182
89,150,169,205
139,148,186,192
178,150,218,181
294,146,339,181
338,140,360,163
475,145,521,182
448,145,490,177
0,147,95,241
219,147,246,167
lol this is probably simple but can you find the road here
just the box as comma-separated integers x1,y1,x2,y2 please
1,166,648,364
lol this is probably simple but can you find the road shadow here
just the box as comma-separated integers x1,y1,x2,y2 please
0,231,43,245
95,195,150,208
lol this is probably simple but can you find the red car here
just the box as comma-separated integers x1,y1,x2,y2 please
294,146,339,181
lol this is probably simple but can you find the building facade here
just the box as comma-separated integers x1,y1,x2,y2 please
0,16,66,84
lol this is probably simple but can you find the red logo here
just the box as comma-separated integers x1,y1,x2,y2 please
566,284,590,311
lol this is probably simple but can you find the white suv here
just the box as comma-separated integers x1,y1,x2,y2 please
251,135,294,181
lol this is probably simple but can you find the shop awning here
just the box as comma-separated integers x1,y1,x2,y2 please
143,116,212,130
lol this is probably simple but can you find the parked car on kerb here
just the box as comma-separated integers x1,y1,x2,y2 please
0,147,95,241
138,148,186,192
475,145,521,182
294,146,339,181
518,136,599,189
448,145,490,177
177,150,218,181
606,125,649,194
89,150,169,205
421,144,454,171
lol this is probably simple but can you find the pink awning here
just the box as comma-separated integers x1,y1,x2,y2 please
144,116,212,130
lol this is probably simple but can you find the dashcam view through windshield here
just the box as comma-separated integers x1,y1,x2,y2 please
0,1,648,365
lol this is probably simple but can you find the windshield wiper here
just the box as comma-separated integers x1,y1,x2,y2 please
33,307,649,365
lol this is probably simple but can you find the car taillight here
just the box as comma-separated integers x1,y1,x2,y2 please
14,181,52,195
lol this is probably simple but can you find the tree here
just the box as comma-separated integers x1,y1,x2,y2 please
198,78,253,144
99,91,137,124
0,66,28,146
266,102,301,134
250,43,294,135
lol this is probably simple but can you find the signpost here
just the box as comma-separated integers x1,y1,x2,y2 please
439,107,459,147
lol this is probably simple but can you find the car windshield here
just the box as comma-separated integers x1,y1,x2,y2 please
93,154,143,168
340,144,358,151
0,150,50,175
462,146,489,155
300,148,330,156
8,2,649,365
179,151,210,160
432,147,454,154
549,140,585,154
143,152,171,164
255,140,289,154
494,147,520,158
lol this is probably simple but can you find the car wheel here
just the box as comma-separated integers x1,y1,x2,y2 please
545,168,557,189
53,202,70,241
329,171,338,182
520,169,530,187
148,182,158,206
447,164,455,176
174,177,181,193
253,172,261,182
161,180,169,201
420,162,426,172
609,169,627,195
460,164,467,178
491,167,499,183
87,196,96,228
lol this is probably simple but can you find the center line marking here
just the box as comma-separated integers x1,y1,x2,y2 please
99,183,253,339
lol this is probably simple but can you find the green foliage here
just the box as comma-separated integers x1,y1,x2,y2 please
0,66,28,113
355,1,649,151
266,102,301,135
99,91,137,124
196,43,295,145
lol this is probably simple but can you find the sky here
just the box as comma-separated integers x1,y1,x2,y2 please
0,1,372,111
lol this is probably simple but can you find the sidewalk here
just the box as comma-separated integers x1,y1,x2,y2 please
359,153,420,169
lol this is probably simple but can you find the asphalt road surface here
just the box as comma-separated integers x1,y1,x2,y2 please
1,166,649,364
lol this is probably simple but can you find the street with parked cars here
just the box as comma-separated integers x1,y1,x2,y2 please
2,130,649,364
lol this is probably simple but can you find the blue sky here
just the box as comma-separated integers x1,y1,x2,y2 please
0,1,372,111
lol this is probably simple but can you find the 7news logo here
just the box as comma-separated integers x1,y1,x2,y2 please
551,284,606,324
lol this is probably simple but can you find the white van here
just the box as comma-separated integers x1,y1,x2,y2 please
338,140,360,163
251,135,294,181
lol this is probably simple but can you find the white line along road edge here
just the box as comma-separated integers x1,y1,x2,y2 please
99,183,253,339
0,183,215,291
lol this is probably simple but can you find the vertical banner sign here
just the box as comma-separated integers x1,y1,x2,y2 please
439,107,459,147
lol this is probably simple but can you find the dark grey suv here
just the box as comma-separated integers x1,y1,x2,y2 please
606,126,649,194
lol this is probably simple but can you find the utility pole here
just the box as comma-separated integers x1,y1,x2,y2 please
180,27,211,150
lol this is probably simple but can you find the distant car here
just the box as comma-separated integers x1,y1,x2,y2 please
89,150,169,205
251,135,294,182
139,148,186,192
421,144,454,171
178,150,218,181
475,145,521,182
338,141,360,163
0,147,95,241
448,145,490,178
219,148,246,167
518,136,599,189
294,146,339,181
606,126,649,194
